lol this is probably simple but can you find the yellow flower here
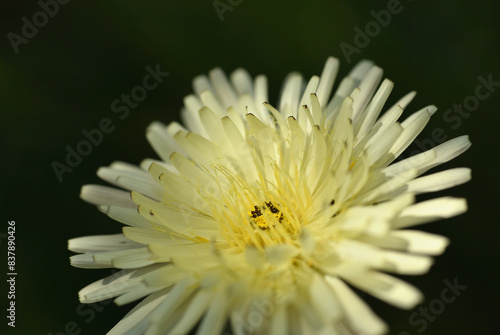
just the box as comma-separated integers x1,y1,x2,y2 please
69,57,471,335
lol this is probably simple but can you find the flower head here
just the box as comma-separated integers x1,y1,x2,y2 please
69,57,471,334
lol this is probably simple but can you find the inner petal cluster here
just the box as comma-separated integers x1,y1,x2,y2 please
70,57,471,335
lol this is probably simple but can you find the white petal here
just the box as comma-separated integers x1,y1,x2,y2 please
170,152,213,186
196,288,230,335
112,252,157,269
99,206,152,228
394,197,467,228
79,266,161,303
316,57,339,108
146,122,183,162
114,285,158,306
407,167,471,194
169,290,212,335
364,122,402,166
70,254,109,269
68,234,142,253
326,276,387,335
388,106,434,160
356,168,417,204
123,227,197,246
209,67,239,109
427,135,471,170
391,230,450,255
132,191,219,238
192,74,214,97
335,238,385,267
109,161,149,174
341,270,423,309
384,135,471,177
80,185,135,208
355,78,393,141
279,73,302,118
372,103,404,136
139,158,174,173
198,106,228,145
107,288,169,335
308,274,341,322
265,244,299,266
253,75,269,121
199,86,227,118
183,94,203,118
147,277,198,324
392,90,417,110
298,75,320,114
352,65,383,120
230,68,253,96
325,76,356,117
97,166,163,200
181,95,207,138
348,60,374,84
379,250,433,275
72,247,151,269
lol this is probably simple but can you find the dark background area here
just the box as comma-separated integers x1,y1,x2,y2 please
1,1,499,334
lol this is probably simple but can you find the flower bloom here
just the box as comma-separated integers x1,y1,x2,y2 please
69,57,471,335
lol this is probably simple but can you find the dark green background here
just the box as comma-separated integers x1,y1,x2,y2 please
1,1,498,334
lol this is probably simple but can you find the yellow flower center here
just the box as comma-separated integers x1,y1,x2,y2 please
249,201,286,230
